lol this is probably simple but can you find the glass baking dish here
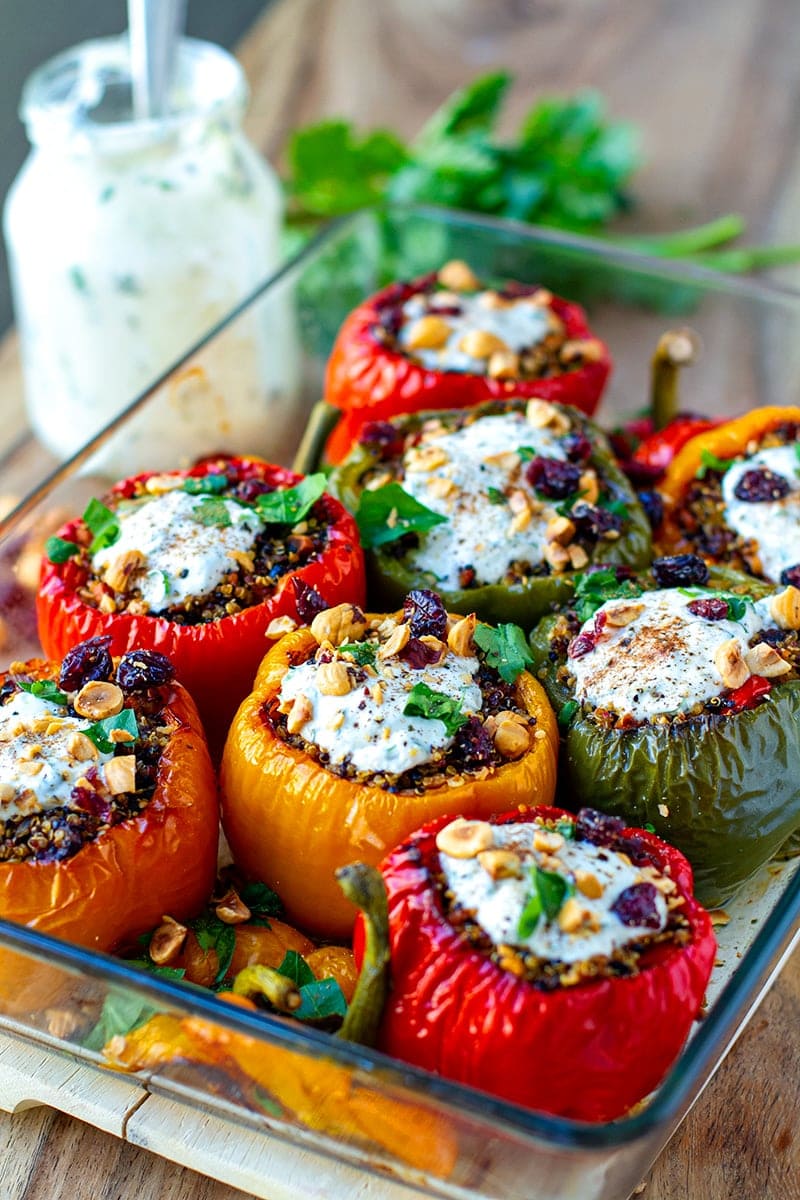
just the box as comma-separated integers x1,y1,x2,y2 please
2,205,800,1200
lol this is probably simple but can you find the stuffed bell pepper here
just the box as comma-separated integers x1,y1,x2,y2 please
330,398,651,628
323,259,612,463
0,638,217,1012
657,406,800,585
221,589,558,937
528,555,800,907
37,456,366,745
361,805,716,1123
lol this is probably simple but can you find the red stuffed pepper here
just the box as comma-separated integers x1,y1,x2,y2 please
0,639,217,1013
37,456,366,746
360,805,715,1123
324,260,612,463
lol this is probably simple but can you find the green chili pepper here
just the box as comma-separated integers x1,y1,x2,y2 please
329,401,652,631
528,566,800,907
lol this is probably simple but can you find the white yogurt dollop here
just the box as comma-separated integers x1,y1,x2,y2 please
401,411,567,590
722,443,800,582
278,652,482,775
0,691,114,820
399,291,550,372
570,589,771,721
92,488,263,610
440,823,667,963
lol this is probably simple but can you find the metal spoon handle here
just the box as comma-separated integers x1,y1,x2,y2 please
128,0,187,119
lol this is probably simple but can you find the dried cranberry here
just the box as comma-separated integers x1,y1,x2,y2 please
561,432,592,463
232,478,274,503
453,716,494,767
360,421,403,458
427,302,463,317
687,597,729,621
403,589,448,639
585,563,636,582
568,631,597,659
575,808,627,847
637,489,664,529
733,468,791,503
291,577,327,621
611,882,661,928
71,786,112,822
571,502,623,538
374,306,403,339
400,638,442,669
116,650,175,692
525,456,582,499
496,280,538,299
59,636,114,691
618,459,663,487
780,565,800,588
651,554,709,587
593,610,608,636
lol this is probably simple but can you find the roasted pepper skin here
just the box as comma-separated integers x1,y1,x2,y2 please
629,415,720,478
658,406,800,557
528,568,800,908
0,660,218,1013
36,457,366,746
359,806,715,1123
220,624,559,938
330,402,652,629
323,279,611,463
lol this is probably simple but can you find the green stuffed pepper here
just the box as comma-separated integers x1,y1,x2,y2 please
329,398,652,630
528,553,800,908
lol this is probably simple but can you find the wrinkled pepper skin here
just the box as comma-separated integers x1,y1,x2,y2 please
0,661,218,1013
362,806,715,1123
528,569,800,908
658,405,800,556
323,278,611,463
105,997,459,1179
630,415,720,478
36,457,366,746
330,402,652,630
220,624,559,938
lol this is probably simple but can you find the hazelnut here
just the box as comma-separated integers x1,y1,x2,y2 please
67,731,99,762
214,888,252,925
435,818,494,859
405,444,449,472
316,661,353,696
604,600,645,627
546,516,576,545
102,549,145,594
458,329,509,359
310,603,368,647
714,638,750,689
104,755,136,795
73,680,124,721
558,896,600,934
265,614,298,639
437,259,479,291
769,586,800,630
568,544,589,569
378,622,411,659
286,694,313,734
578,470,600,505
491,712,531,759
405,315,452,351
149,916,188,965
559,338,605,364
533,828,565,854
487,351,520,379
574,869,604,899
447,613,477,657
544,542,571,572
477,849,523,879
744,642,792,677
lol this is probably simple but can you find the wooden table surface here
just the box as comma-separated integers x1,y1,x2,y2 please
3,1,800,1197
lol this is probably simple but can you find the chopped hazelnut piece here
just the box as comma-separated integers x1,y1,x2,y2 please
558,896,600,934
73,680,124,721
102,549,145,594
447,613,477,657
574,869,604,899
67,731,99,762
149,916,188,964
744,642,792,678
435,817,494,859
104,755,136,795
215,888,252,925
560,338,605,364
405,444,450,472
378,622,411,659
437,259,479,291
769,586,800,630
286,695,313,735
533,828,565,854
458,329,509,359
477,848,523,880
604,600,645,627
546,516,576,545
405,314,452,351
578,470,600,505
316,661,353,696
310,603,368,647
544,541,571,572
568,544,589,569
487,351,520,379
266,615,298,639
714,638,750,689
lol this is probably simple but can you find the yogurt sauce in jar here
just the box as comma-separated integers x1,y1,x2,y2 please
4,37,297,474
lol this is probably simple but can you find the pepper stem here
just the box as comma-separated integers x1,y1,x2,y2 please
335,862,390,1047
650,328,700,431
292,400,342,475
232,964,302,1013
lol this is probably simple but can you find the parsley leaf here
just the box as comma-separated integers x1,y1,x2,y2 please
19,679,68,706
573,570,643,624
555,489,588,516
83,498,120,554
45,535,80,564
403,682,468,736
82,989,156,1051
556,819,576,840
191,496,233,528
193,913,237,987
696,449,733,480
83,708,138,754
338,641,377,666
254,474,327,525
517,445,536,462
599,496,630,519
275,951,348,1022
275,949,315,988
517,864,573,938
486,487,507,506
473,622,534,684
355,482,448,548
182,473,228,495
557,699,579,727
239,880,283,920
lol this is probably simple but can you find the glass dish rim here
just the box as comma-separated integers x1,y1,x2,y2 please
3,202,800,1153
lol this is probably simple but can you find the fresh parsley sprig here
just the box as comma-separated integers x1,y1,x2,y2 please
254,473,327,525
83,498,121,554
403,682,467,736
517,864,574,938
473,622,534,684
83,708,139,754
18,678,69,706
355,482,448,548
696,449,733,480
572,570,643,624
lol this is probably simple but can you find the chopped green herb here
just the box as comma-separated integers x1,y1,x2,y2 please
517,445,536,462
253,1086,283,1118
558,699,579,727
555,819,576,840
182,473,228,495
355,482,448,548
254,473,327,525
18,679,69,706
276,949,315,988
239,879,283,919
124,958,187,982
473,622,534,684
573,570,643,624
518,863,574,938
82,989,155,1051
69,265,89,294
193,913,237,988
338,641,377,666
600,496,630,519
191,496,233,528
45,535,80,564
275,950,348,1021
83,708,139,755
517,890,542,938
643,823,656,833
486,486,507,506
403,682,468,736
696,448,733,480
554,489,587,516
82,498,120,554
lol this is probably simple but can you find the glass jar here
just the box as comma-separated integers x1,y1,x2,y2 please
4,36,296,473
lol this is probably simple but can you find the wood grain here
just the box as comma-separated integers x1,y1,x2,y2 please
3,0,800,1197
